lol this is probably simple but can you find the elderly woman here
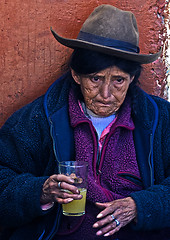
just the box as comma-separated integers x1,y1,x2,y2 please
0,4,169,240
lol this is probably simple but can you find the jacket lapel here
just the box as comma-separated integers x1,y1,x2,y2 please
50,104,75,165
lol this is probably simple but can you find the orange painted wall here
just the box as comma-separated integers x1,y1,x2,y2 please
0,0,168,127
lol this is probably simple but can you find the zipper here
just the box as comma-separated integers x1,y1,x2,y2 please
96,126,116,179
83,121,98,181
89,124,107,179
95,132,100,176
95,133,116,202
96,136,107,176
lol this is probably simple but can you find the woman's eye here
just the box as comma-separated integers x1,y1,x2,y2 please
91,76,100,82
116,78,124,83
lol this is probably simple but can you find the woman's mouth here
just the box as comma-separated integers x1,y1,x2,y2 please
96,101,112,106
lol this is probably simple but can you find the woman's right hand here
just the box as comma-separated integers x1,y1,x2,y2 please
40,174,82,205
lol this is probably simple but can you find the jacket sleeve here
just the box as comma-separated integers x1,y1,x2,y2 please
130,98,170,231
0,96,54,227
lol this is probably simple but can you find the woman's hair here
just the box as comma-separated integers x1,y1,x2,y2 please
70,48,142,86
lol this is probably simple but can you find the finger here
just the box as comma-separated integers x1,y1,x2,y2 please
56,190,83,200
49,174,75,184
96,221,120,236
56,197,74,204
44,175,75,192
43,184,82,203
96,205,114,219
103,224,121,237
95,202,112,209
55,191,83,204
42,174,83,204
44,177,79,194
59,182,80,194
93,214,114,228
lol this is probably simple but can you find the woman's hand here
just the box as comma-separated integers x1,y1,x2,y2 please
93,197,137,237
40,174,82,205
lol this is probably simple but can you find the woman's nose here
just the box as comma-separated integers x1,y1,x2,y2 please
100,82,111,99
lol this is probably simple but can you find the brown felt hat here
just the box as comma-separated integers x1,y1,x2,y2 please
51,4,161,64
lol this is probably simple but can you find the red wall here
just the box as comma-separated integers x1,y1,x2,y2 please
0,0,168,127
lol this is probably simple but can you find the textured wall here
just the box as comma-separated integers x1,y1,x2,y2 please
0,0,168,127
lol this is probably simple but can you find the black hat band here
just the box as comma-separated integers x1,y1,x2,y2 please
78,31,140,53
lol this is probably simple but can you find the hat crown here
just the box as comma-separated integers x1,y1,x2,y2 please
80,5,139,46
51,4,161,64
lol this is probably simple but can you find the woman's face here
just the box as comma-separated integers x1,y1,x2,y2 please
71,66,134,117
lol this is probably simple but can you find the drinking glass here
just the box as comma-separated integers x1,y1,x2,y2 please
59,161,88,216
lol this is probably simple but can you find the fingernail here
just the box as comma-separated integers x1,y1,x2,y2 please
96,230,102,236
70,178,74,183
78,195,82,199
93,223,98,228
67,198,73,203
97,213,103,218
104,233,110,237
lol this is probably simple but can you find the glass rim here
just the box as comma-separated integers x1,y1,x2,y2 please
59,161,88,168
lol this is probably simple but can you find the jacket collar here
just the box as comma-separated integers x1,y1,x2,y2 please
130,87,159,131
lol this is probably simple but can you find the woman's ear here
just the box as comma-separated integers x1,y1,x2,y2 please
71,69,81,85
130,76,135,83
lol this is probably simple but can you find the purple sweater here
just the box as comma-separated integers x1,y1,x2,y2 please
56,90,143,239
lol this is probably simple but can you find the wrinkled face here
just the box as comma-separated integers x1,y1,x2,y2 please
71,66,134,117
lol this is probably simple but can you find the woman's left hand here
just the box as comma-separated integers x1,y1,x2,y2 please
93,197,137,237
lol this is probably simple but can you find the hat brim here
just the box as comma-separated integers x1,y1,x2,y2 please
51,28,161,64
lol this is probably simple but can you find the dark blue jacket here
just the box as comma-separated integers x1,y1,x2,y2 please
0,72,169,239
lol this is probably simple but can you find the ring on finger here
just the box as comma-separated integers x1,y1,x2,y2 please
57,181,62,189
110,214,120,227
115,219,120,227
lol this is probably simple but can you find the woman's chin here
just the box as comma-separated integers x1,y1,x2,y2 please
92,108,116,117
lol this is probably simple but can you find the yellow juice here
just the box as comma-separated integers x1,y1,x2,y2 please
62,188,87,216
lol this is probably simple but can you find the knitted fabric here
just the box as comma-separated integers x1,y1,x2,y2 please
56,89,143,239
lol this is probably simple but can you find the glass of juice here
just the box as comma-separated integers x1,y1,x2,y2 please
59,161,88,216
